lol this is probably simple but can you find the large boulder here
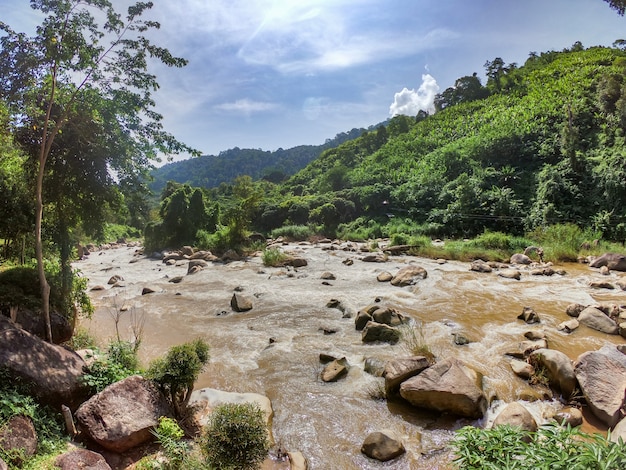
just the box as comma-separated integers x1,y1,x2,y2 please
574,347,626,427
529,349,576,399
611,416,626,444
371,305,407,327
75,375,172,453
399,358,487,419
361,430,405,462
55,449,111,470
361,321,401,344
14,308,72,344
0,328,89,410
230,293,253,312
492,402,537,434
510,253,532,265
578,306,619,335
390,265,427,287
0,416,37,466
383,356,431,396
589,252,626,271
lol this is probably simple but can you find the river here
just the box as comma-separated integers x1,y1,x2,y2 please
75,241,625,469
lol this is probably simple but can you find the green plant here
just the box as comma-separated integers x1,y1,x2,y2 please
81,340,140,393
147,417,205,470
261,248,288,267
64,327,98,350
452,423,626,469
147,339,210,417
201,402,270,470
270,224,313,241
400,322,436,364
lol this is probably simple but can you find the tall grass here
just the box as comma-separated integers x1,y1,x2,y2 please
270,224,313,241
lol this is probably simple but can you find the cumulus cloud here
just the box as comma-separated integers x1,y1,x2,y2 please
389,74,440,117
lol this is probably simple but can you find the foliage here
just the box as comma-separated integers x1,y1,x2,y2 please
143,417,205,470
400,322,436,364
270,224,314,241
452,423,626,469
261,248,289,267
81,340,140,393
527,223,600,261
201,402,270,470
147,339,210,418
0,370,67,469
64,326,98,350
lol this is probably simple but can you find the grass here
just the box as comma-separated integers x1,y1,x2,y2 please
270,224,314,241
261,247,289,267
400,322,436,364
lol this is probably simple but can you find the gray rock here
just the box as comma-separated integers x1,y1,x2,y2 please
361,321,401,344
55,449,111,470
390,265,427,287
383,356,431,396
578,306,619,335
321,357,349,382
231,293,253,312
529,349,576,399
510,253,532,265
518,306,540,324
492,402,537,435
361,430,406,462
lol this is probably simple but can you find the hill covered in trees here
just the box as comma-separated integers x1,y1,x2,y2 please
149,127,370,194
146,44,626,250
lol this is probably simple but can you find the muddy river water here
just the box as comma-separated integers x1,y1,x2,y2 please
75,241,625,469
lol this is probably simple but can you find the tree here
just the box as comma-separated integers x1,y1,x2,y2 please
604,0,626,15
0,1,197,341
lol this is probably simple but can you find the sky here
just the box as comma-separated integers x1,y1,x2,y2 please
1,0,626,163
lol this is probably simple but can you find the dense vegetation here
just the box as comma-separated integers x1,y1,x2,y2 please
144,44,626,255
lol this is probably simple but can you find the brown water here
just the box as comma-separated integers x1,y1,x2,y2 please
76,242,625,469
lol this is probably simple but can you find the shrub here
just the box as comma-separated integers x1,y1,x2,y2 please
270,224,313,241
201,402,270,470
148,417,205,470
452,423,626,469
81,340,140,393
261,248,288,267
147,339,210,417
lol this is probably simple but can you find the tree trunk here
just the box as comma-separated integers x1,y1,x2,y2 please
35,155,52,343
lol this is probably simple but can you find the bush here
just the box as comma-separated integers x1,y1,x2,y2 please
261,248,288,267
452,423,626,469
81,340,140,393
270,224,313,241
201,402,270,470
147,339,210,417
147,417,205,470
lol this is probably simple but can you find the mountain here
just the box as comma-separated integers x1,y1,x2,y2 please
149,127,373,195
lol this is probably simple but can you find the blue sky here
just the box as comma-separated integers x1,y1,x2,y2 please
2,0,626,162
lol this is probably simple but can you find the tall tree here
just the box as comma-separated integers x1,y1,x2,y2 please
0,1,198,341
605,0,626,15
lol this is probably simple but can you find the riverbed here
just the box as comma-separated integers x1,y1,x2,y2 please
75,241,625,469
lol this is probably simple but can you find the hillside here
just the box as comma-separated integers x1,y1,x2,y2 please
149,127,369,195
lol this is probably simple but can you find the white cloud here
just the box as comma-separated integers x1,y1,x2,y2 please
214,98,279,115
389,74,440,117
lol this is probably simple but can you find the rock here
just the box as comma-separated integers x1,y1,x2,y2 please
286,257,307,268
0,416,37,465
107,274,124,285
231,293,253,312
141,286,158,295
390,265,427,287
617,278,626,291
361,253,387,263
492,402,537,434
221,249,242,262
0,457,6,470
355,310,372,331
190,250,216,261
14,308,73,344
188,388,273,443
361,430,406,462
553,407,583,428
452,333,471,345
362,321,401,344
518,306,540,324
611,416,626,444
470,260,492,273
168,276,184,284
287,452,307,470
520,339,548,356
498,268,521,280
383,245,412,255
321,357,350,382
364,357,386,377
399,358,487,419
187,259,208,274
589,252,626,271
578,306,619,335
620,322,626,339
90,285,106,291
371,306,406,327
181,245,194,256
566,303,586,318
0,328,89,410
510,253,532,265
55,449,111,470
589,281,615,289
600,265,611,275
76,375,172,453
383,356,431,396
557,319,579,333
320,272,336,280
376,271,393,282
524,330,546,341
510,359,534,379
530,267,555,276
574,349,626,427
529,349,576,399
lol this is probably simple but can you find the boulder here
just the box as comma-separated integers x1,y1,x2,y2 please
14,308,73,344
383,356,431,396
510,253,532,265
55,449,111,470
0,458,6,470
492,402,537,434
399,358,487,419
285,257,307,268
519,339,548,356
498,268,521,280
361,430,406,462
141,286,158,295
557,319,579,333
0,328,89,410
589,252,626,271
578,307,619,335
589,281,615,289
221,249,242,262
320,272,336,280
230,293,253,312
355,310,373,331
0,416,37,465
107,274,124,285
566,303,586,318
390,265,427,287
376,271,393,282
611,416,626,444
187,259,208,274
75,375,172,453
574,348,626,427
470,260,492,273
510,359,534,380
529,349,576,399
371,306,406,327
553,407,583,428
181,245,194,256
361,321,401,344
321,357,350,382
518,306,540,324
361,253,387,263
